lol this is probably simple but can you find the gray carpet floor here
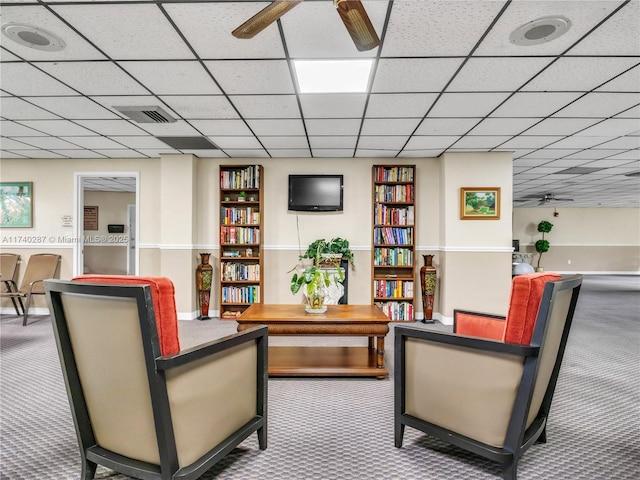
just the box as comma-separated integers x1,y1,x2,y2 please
1,275,638,479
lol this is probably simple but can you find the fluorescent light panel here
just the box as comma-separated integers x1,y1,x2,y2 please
294,59,374,93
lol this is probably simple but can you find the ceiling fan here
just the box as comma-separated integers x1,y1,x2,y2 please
539,193,574,205
232,0,380,52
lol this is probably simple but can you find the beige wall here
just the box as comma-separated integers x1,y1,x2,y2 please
513,207,640,272
3,154,636,322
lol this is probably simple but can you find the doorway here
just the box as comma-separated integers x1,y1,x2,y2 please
73,173,139,277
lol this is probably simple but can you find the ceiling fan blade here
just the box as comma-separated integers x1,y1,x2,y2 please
232,0,302,39
335,0,380,51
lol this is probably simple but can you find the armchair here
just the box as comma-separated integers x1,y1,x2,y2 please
395,274,582,480
45,275,268,480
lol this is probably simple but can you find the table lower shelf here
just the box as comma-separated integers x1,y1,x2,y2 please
268,346,388,379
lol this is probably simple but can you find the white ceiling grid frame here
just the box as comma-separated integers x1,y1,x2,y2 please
0,63,77,96
204,60,295,94
371,58,465,93
299,94,368,118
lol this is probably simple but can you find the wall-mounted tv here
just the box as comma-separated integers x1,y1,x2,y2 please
288,174,344,212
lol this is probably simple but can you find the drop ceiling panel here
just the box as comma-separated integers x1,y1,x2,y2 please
311,149,355,158
258,136,309,149
0,63,77,96
230,95,300,119
356,149,401,158
205,60,294,94
596,66,640,92
428,93,511,117
499,136,564,149
282,0,387,58
59,136,128,149
372,58,464,93
449,58,553,92
554,93,640,118
309,136,357,149
382,0,504,56
26,96,120,120
92,149,148,158
366,94,437,118
475,0,624,56
4,149,65,158
550,136,617,149
361,118,421,136
469,118,542,136
453,136,513,149
594,137,640,149
576,119,640,137
77,120,148,136
300,94,367,119
523,57,640,92
246,119,306,136
267,149,311,158
0,121,47,136
49,149,106,159
568,0,640,55
357,136,408,150
14,136,80,149
89,95,179,119
0,5,107,61
109,136,171,149
220,148,268,158
414,118,481,136
159,96,239,120
206,136,262,149
17,119,97,136
134,120,201,137
523,118,600,136
305,119,361,136
51,4,194,60
520,148,581,159
164,2,286,59
36,62,149,96
119,61,221,95
403,136,461,150
398,149,445,158
490,92,583,117
0,137,43,150
189,120,253,136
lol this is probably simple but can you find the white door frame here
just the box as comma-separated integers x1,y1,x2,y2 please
73,172,140,277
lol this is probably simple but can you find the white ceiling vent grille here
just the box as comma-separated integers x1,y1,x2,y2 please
114,106,177,123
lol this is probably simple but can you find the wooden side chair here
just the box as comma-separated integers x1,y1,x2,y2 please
45,275,268,480
394,273,583,480
0,253,61,325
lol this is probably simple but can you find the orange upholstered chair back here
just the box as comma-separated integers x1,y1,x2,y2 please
503,272,561,345
72,275,180,356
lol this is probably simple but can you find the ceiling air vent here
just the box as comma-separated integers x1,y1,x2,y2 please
114,106,177,124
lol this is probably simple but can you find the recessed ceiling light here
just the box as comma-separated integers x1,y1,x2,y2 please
510,16,571,46
293,59,374,93
1,23,66,51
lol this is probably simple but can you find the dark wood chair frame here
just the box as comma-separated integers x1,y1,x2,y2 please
0,252,22,314
45,280,268,480
394,275,582,480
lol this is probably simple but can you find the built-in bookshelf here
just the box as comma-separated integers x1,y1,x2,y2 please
372,165,416,321
219,165,263,319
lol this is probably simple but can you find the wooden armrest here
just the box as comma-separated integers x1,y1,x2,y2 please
156,325,267,370
453,309,506,341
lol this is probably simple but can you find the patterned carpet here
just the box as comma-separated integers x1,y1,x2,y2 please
1,275,638,479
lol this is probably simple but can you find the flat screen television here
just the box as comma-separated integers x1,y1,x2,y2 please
288,174,344,212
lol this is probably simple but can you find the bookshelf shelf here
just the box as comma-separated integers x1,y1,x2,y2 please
372,165,416,321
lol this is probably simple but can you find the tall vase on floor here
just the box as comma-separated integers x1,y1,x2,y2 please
420,254,437,323
196,253,213,320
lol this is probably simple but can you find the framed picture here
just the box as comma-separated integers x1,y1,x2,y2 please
0,182,33,228
84,206,99,230
460,187,500,220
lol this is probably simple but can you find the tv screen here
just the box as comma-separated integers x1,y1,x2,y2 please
288,175,344,212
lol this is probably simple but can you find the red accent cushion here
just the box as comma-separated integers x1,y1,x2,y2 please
72,275,180,356
455,312,505,341
503,272,561,345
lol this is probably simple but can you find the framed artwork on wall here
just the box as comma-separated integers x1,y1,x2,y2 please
460,187,500,220
0,182,33,228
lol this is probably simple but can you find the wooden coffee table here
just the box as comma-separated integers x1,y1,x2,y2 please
237,304,390,379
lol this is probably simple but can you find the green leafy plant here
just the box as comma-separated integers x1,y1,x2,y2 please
535,220,553,269
290,265,331,296
299,237,355,269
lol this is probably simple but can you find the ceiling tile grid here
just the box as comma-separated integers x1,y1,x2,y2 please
0,0,638,207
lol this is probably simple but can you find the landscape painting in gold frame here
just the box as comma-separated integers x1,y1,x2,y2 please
460,187,500,220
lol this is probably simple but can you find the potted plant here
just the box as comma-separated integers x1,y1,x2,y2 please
238,191,247,202
299,237,355,269
535,220,553,271
290,264,332,312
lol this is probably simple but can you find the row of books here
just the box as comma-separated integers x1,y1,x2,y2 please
220,226,260,244
220,206,260,225
221,285,260,304
373,247,414,266
374,227,413,245
374,185,414,203
374,204,414,226
375,301,415,321
220,165,261,189
221,262,260,281
374,279,414,299
373,166,414,183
